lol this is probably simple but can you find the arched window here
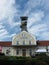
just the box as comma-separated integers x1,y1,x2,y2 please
16,49,19,55
29,49,32,55
29,40,31,45
17,41,19,45
23,41,25,45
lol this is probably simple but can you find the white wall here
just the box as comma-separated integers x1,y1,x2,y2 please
12,31,36,46
2,47,13,56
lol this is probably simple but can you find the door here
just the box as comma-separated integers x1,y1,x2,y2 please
22,49,26,56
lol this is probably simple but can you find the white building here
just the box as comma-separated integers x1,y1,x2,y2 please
0,16,49,56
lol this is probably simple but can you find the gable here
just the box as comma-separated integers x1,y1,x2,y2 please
12,31,36,45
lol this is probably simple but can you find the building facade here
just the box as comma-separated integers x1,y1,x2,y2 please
0,17,49,56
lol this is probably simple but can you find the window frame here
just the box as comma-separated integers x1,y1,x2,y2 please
29,48,32,55
16,48,19,55
17,41,19,45
23,41,25,45
6,49,10,55
29,40,31,45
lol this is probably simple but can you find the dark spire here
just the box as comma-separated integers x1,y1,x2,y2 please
20,16,28,32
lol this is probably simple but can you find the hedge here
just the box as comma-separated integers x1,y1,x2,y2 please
0,55,49,65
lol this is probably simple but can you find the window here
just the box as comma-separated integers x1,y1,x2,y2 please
16,49,19,55
22,34,27,39
17,41,19,45
6,49,10,55
23,41,25,45
29,49,32,55
6,50,9,54
29,40,31,45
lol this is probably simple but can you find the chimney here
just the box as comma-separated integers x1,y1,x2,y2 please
20,16,28,32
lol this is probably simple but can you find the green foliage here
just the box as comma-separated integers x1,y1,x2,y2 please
0,56,49,65
35,61,48,65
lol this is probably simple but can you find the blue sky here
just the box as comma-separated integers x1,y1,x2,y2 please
0,0,49,41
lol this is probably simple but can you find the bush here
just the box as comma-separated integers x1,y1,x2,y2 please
0,56,49,65
35,61,48,65
0,53,5,56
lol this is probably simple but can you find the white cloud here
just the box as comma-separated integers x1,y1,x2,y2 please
8,21,20,28
23,0,49,40
0,29,7,33
0,31,8,37
0,0,19,27
0,23,8,39
0,27,8,36
28,22,49,40
0,0,20,40
24,0,41,15
0,25,4,29
27,11,44,28
0,0,49,41
39,32,49,40
28,24,47,35
24,0,49,15
0,33,16,41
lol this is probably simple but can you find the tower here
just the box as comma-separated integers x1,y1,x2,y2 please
20,16,28,32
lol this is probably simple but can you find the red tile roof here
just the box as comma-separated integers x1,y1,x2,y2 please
0,41,49,46
0,41,12,46
37,40,49,46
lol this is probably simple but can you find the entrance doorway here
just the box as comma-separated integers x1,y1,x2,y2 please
22,49,26,56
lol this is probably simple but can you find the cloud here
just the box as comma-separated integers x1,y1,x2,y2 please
24,0,49,15
0,31,8,37
0,25,5,29
0,0,20,27
0,23,8,38
28,22,49,40
0,0,20,41
38,32,49,40
27,11,44,28
0,30,8,38
8,21,20,28
28,23,47,34
0,0,49,41
23,0,49,40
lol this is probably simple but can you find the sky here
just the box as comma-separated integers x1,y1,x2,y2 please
0,0,49,41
